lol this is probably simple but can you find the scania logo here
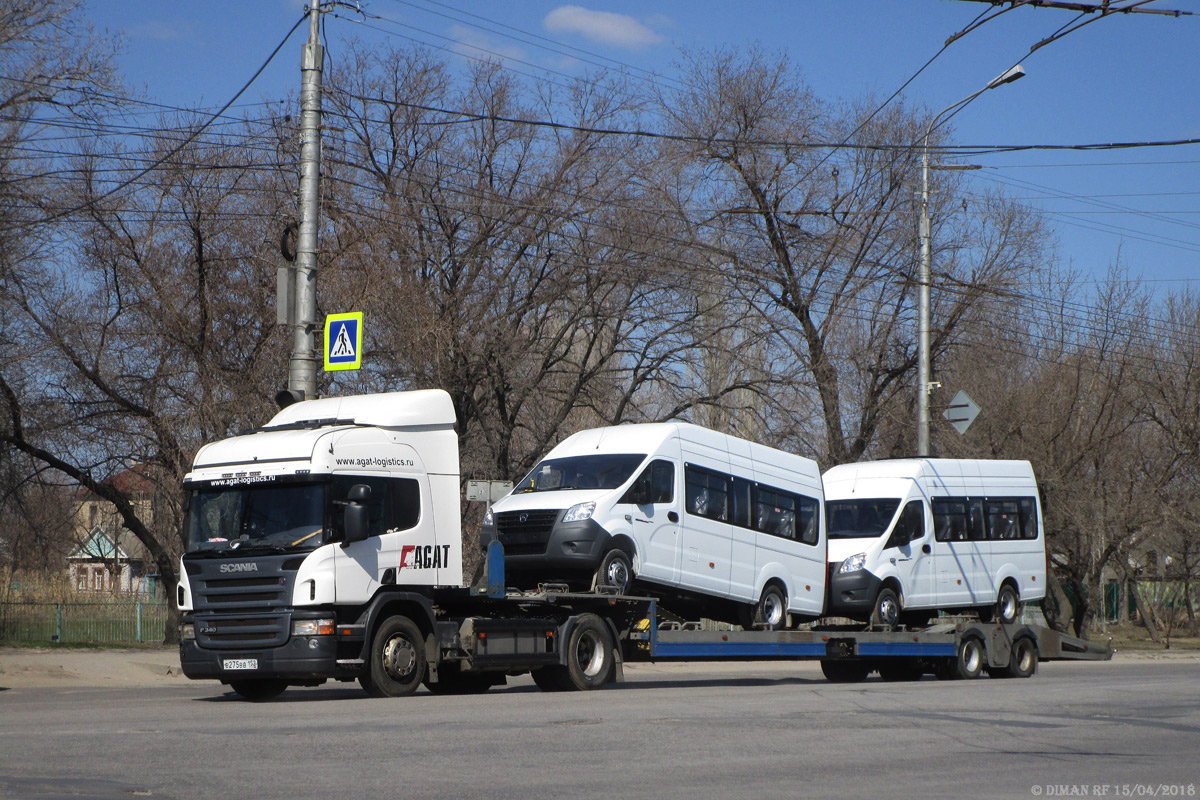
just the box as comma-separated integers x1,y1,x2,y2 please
519,513,529,523
219,562,259,574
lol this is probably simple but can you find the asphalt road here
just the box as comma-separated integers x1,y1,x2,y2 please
1,659,1197,800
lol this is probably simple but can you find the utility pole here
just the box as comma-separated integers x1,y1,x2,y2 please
286,0,324,402
917,65,1024,456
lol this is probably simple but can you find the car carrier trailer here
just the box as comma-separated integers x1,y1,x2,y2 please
181,541,1111,700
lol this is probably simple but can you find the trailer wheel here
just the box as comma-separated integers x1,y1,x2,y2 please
228,679,288,701
1005,637,1038,678
871,587,901,631
820,659,870,683
994,583,1020,625
596,549,633,594
360,615,426,698
877,660,924,682
564,613,614,690
954,636,985,680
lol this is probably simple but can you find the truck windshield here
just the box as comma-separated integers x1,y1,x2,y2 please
826,499,901,539
186,481,327,553
515,454,646,493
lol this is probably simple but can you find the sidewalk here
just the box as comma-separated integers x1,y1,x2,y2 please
0,646,185,690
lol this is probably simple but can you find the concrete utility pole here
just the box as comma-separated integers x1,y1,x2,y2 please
917,64,1024,456
287,0,324,401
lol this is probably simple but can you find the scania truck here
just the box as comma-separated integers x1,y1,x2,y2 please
177,390,1110,700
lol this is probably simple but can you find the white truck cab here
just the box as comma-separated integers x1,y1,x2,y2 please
480,422,827,628
177,390,463,690
823,458,1046,628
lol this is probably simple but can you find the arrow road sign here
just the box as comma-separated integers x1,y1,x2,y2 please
943,389,980,436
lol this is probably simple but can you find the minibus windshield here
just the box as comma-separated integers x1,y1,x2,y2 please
515,454,646,493
826,499,901,539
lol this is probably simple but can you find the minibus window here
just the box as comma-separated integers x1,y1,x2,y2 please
731,477,753,528
985,499,1021,540
1019,497,1039,539
685,465,729,521
796,496,820,545
884,500,925,549
933,499,970,542
650,460,675,504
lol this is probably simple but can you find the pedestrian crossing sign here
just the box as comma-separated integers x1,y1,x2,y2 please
323,312,363,371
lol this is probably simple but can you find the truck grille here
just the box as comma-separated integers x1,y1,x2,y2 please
193,611,290,649
185,555,299,610
183,554,300,648
495,509,561,556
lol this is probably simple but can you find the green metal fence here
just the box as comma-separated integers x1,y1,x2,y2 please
0,601,171,644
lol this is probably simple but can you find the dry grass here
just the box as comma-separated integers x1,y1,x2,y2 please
1098,622,1200,652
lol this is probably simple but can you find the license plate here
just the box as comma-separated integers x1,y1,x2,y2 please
222,659,258,671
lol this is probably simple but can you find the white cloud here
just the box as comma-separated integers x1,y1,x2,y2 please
544,6,664,49
449,25,528,64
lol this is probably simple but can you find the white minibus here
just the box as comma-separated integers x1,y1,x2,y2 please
823,458,1046,628
480,423,826,629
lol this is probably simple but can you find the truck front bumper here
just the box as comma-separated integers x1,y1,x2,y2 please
180,635,348,682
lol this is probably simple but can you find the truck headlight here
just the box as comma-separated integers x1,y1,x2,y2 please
562,502,596,523
838,553,866,574
179,623,195,641
292,618,335,636
483,507,494,527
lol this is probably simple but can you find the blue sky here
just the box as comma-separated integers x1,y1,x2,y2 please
84,0,1200,287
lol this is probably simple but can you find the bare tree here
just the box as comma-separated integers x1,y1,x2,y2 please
654,46,1050,466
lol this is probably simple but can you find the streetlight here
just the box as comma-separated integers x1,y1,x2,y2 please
917,64,1025,457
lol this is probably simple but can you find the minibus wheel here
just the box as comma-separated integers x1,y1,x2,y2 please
995,583,1020,625
753,584,788,631
596,549,633,594
871,588,901,631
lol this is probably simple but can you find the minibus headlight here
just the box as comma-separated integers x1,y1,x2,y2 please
838,553,866,574
483,507,494,527
562,502,596,523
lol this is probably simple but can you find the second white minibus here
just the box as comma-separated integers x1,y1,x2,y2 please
823,458,1047,628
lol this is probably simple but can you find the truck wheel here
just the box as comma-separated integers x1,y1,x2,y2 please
596,549,633,594
564,613,614,690
877,660,924,682
1005,637,1038,678
424,672,496,695
995,584,1020,625
531,667,570,692
229,679,287,701
360,615,426,698
871,588,901,631
954,637,985,680
820,659,870,683
753,584,788,631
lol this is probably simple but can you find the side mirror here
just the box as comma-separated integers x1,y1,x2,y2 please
342,484,371,544
885,527,911,550
625,473,652,506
